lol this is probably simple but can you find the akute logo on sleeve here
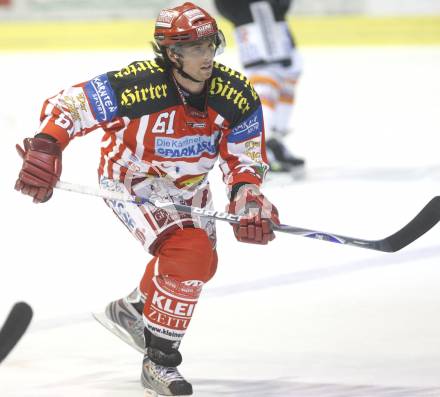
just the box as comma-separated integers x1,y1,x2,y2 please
85,74,118,122
228,107,263,143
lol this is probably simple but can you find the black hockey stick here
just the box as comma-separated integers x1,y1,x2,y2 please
55,181,440,253
273,196,440,252
0,302,33,364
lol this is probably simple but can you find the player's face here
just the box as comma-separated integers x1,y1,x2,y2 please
178,38,216,81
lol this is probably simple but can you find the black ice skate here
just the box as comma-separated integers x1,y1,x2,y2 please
93,289,145,353
141,334,192,396
266,137,305,172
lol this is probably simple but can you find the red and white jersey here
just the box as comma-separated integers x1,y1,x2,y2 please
37,59,269,193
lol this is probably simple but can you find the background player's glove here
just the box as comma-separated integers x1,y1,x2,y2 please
15,137,62,203
227,184,280,245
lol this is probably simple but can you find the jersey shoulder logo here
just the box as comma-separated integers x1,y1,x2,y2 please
108,60,178,117
84,73,118,122
211,63,258,100
208,62,260,125
119,82,169,108
228,106,263,143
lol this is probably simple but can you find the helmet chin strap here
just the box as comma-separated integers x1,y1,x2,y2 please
176,67,204,83
172,52,205,84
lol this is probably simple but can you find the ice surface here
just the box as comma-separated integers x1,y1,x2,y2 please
1,46,440,396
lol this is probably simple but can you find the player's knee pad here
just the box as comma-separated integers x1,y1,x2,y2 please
139,230,218,299
157,227,215,283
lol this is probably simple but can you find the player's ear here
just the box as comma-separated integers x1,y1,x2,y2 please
166,48,180,65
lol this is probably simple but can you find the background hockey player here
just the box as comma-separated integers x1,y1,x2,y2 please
15,2,279,396
215,0,304,172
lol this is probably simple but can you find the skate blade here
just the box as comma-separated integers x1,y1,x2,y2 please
92,312,145,354
142,375,190,397
144,388,189,397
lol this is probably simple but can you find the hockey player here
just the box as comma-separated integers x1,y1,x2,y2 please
15,2,279,396
214,0,304,172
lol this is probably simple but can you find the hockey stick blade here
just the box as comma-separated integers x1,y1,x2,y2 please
273,196,440,252
55,181,439,252
0,302,33,363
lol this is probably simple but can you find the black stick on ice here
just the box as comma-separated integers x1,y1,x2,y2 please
55,181,440,253
0,302,33,363
274,196,440,252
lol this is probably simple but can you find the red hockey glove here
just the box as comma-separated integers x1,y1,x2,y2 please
15,137,62,203
227,184,280,245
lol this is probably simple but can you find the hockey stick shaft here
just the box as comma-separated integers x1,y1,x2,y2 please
56,180,241,223
55,181,440,252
